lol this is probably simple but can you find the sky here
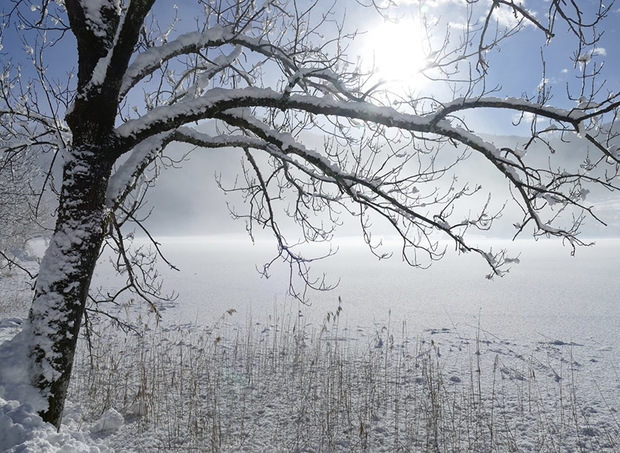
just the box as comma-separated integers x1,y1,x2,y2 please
350,0,619,132
354,0,620,95
138,0,620,237
1,0,619,239
3,1,617,106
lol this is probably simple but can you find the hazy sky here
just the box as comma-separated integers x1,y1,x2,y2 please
139,1,620,237
351,1,619,102
1,1,618,238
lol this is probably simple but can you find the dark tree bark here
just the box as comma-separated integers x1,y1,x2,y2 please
28,148,114,426
25,0,155,428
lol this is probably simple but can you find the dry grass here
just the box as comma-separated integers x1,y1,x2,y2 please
0,267,33,319
68,303,620,452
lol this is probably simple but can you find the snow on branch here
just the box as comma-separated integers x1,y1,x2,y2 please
115,87,435,148
106,132,175,208
431,96,588,127
115,84,619,161
120,25,296,100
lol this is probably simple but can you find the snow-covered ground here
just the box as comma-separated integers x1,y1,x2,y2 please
1,238,619,451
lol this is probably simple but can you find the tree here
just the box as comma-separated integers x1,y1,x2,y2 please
0,0,618,428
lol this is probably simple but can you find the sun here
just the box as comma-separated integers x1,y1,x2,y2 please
361,18,429,90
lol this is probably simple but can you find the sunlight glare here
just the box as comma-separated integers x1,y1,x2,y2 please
362,18,428,90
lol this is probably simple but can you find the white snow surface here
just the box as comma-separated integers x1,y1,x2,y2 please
0,396,106,453
0,328,48,416
0,237,619,451
0,261,106,452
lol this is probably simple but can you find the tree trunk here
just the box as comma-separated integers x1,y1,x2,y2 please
26,147,113,428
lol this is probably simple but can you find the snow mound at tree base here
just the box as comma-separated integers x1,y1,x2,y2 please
0,317,109,453
0,396,107,452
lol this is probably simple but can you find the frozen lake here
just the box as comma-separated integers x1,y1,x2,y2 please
4,235,618,451
93,236,620,348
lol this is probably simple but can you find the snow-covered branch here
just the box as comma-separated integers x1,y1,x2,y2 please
119,25,300,100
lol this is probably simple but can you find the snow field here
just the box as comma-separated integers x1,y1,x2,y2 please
63,303,619,452
1,259,619,452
